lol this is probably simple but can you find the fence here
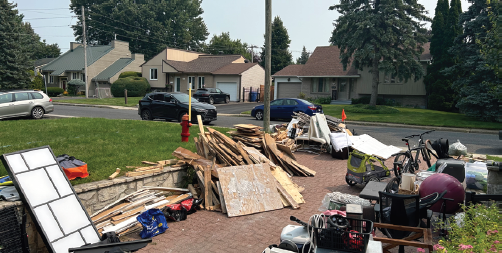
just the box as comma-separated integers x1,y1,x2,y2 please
242,86,274,102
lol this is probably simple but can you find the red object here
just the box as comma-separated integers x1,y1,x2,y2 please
308,105,317,110
342,109,347,121
49,98,52,102
180,113,192,142
62,164,89,180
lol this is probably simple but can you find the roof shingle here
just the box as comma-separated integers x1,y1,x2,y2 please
299,46,359,77
42,45,113,76
272,65,304,77
92,58,133,81
212,63,258,75
165,55,242,73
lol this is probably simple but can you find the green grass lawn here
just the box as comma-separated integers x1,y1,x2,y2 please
241,110,251,115
55,97,143,107
0,118,229,185
321,105,502,130
487,155,502,162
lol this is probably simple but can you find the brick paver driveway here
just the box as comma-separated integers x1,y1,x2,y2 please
133,152,435,253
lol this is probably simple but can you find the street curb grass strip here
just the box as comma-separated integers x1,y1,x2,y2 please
52,103,499,135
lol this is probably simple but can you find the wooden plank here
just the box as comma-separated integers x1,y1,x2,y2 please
167,193,192,205
142,161,158,165
270,166,304,204
217,164,283,217
92,203,129,222
111,206,144,221
195,170,219,205
141,187,189,193
156,159,178,165
216,181,227,214
188,184,198,199
134,165,162,172
274,178,300,209
276,144,297,161
204,165,212,210
235,141,253,164
108,168,121,180
126,167,163,177
197,115,205,134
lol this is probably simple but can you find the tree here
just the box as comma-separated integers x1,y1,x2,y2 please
20,22,61,59
296,46,310,64
203,32,251,60
329,0,430,107
31,72,44,90
444,0,499,121
260,16,293,75
70,0,209,60
0,0,32,89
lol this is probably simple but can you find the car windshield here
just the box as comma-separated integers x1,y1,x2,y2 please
297,99,313,105
172,93,199,103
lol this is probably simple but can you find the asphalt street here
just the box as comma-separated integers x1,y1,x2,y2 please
42,105,501,155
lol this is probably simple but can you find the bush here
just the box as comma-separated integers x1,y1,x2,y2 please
111,77,150,97
298,92,306,99
344,104,399,114
30,73,44,90
351,96,399,106
68,79,85,96
46,87,64,97
118,71,142,78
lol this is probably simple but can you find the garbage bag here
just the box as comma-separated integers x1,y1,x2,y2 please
448,140,468,156
137,209,168,239
56,154,89,180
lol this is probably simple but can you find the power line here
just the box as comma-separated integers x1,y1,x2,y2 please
24,17,72,20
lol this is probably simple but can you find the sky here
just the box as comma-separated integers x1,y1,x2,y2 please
11,0,471,60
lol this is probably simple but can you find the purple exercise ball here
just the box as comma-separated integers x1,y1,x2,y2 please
419,173,465,213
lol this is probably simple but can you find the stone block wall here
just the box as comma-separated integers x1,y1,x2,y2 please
0,166,186,252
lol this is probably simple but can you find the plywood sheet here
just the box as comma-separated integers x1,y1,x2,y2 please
217,164,283,217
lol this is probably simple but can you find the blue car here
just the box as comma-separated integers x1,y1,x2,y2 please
251,98,323,120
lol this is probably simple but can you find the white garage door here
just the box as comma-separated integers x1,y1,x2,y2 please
277,82,302,99
216,82,239,102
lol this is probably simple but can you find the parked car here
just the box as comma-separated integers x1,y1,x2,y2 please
138,92,217,124
0,90,54,120
192,88,230,104
251,98,323,120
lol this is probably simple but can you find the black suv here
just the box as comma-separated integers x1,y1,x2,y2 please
138,92,217,123
192,88,230,104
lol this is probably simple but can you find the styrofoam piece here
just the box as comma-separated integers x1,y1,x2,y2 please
102,217,138,234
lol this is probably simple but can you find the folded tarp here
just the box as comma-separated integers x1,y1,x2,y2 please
349,134,402,160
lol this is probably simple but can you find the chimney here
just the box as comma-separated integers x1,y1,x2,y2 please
70,42,82,51
131,54,144,62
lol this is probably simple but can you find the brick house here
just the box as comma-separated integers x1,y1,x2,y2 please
141,47,264,102
41,40,144,96
273,43,431,107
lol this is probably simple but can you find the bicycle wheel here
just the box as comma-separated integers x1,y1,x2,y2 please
393,152,412,175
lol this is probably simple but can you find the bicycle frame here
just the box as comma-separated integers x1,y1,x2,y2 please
395,130,436,174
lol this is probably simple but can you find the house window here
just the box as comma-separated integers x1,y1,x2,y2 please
198,76,205,89
384,73,403,84
188,76,195,90
49,75,54,83
311,78,327,93
150,68,158,80
339,79,347,92
72,72,79,80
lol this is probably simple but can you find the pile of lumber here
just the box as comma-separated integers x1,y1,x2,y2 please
120,159,182,178
228,124,263,149
91,187,191,236
293,111,311,128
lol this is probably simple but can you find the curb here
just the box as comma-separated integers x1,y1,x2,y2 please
53,102,138,110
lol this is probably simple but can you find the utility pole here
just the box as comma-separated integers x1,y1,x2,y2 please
82,5,89,99
249,45,259,63
264,0,272,132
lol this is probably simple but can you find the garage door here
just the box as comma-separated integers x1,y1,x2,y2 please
277,82,301,99
216,82,239,102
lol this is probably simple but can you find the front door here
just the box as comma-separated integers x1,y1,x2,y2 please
331,90,337,100
61,78,67,91
175,77,181,92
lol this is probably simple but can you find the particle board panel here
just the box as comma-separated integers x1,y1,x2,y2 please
217,164,283,217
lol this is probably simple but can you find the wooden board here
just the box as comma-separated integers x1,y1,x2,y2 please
216,181,227,214
274,178,299,209
270,166,305,204
217,164,283,217
276,144,297,161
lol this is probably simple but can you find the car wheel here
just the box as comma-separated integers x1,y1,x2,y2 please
31,107,44,119
255,110,263,120
225,96,230,104
178,111,188,122
209,97,214,105
141,109,152,120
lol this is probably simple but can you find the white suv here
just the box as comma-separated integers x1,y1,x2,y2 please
0,90,54,119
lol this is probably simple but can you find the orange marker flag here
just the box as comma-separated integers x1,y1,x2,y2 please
341,109,347,121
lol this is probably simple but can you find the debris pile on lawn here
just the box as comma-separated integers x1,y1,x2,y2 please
92,187,193,236
122,159,183,178
228,124,264,149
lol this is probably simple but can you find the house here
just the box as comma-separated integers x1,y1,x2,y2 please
34,58,55,74
41,40,144,96
273,43,431,107
141,47,264,102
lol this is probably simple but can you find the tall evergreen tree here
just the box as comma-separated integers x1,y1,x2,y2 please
296,46,310,65
203,32,251,60
444,0,498,121
260,16,293,75
70,0,209,60
329,0,430,106
0,0,32,89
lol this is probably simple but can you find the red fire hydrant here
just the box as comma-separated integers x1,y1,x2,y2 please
180,114,192,142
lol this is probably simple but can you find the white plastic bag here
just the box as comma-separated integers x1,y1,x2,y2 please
449,139,468,156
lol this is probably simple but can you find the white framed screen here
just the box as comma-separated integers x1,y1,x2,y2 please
1,146,101,253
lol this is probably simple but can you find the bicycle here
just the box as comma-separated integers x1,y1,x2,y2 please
393,130,438,175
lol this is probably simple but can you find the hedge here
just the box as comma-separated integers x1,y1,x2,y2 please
46,87,64,97
118,71,142,78
111,77,150,97
351,96,399,106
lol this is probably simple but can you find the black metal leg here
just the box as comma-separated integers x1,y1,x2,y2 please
399,245,405,253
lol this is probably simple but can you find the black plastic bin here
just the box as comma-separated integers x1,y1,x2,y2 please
314,218,373,252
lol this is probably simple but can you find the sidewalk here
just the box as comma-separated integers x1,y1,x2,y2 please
53,102,499,135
